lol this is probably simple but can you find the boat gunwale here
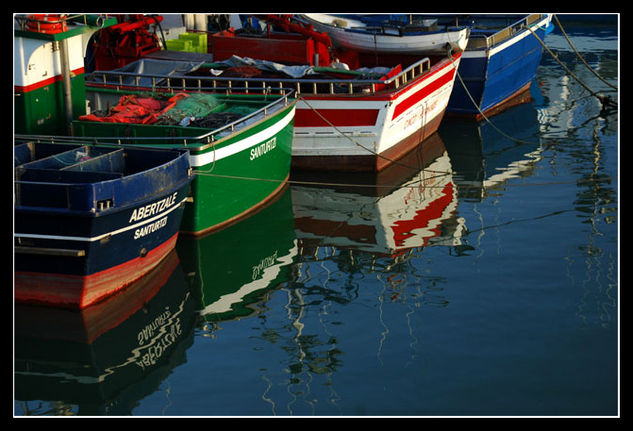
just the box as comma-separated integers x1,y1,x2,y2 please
14,142,192,215
341,24,469,38
32,89,297,153
300,13,469,36
461,14,551,50
13,13,118,41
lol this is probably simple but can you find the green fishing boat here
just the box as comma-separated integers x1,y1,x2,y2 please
70,88,296,236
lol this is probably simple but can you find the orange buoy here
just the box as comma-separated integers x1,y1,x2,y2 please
26,14,68,34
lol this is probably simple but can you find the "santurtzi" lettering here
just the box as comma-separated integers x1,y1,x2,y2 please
250,137,277,160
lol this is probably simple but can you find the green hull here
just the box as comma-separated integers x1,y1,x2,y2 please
181,103,295,235
15,75,87,135
72,92,295,235
177,187,297,322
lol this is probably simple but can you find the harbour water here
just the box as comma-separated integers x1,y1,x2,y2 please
14,15,618,417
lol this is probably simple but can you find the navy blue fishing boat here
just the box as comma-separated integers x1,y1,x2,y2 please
14,141,193,309
438,14,554,119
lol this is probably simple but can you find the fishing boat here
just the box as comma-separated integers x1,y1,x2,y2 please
298,14,470,55
213,53,462,173
73,87,296,236
14,141,193,309
433,13,554,120
84,12,464,172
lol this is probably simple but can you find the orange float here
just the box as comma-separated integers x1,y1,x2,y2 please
26,14,68,34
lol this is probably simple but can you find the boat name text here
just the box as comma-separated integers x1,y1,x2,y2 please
250,137,277,160
129,192,178,223
133,216,168,240
252,250,279,281
134,296,189,371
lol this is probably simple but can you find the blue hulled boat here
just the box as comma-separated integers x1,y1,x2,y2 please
14,141,193,309
438,14,554,120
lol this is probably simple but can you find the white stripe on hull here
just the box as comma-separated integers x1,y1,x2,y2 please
188,107,295,167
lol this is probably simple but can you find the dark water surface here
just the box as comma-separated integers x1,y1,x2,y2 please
14,15,618,417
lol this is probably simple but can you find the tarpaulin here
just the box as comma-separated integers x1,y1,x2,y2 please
79,93,188,124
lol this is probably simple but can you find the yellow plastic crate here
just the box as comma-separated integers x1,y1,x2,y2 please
165,39,192,52
178,32,208,53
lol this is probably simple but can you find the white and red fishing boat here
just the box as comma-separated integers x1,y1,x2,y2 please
287,50,462,172
209,15,465,172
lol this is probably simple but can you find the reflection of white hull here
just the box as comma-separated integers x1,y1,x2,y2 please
293,152,466,255
301,14,469,54
199,240,298,316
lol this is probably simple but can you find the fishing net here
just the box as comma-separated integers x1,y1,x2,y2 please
159,93,223,124
79,92,259,129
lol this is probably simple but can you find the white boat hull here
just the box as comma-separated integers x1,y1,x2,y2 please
302,14,469,54
291,53,461,172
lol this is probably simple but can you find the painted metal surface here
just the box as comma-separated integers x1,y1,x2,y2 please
14,142,192,309
73,91,296,235
444,14,553,118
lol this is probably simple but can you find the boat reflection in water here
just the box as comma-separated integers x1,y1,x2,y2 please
292,132,466,261
177,186,298,326
14,250,196,416
439,100,543,202
250,134,465,415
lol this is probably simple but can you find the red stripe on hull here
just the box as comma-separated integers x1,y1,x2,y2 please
446,82,533,121
391,68,456,120
15,233,179,309
377,108,446,171
294,108,379,127
14,67,85,93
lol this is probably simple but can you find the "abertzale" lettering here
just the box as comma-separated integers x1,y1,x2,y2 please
129,192,178,223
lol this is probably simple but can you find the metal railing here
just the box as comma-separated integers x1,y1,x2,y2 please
14,13,110,31
17,90,296,149
465,14,547,50
87,56,434,97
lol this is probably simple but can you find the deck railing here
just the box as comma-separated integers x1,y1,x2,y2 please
87,56,434,96
14,14,111,32
16,90,296,148
465,14,547,50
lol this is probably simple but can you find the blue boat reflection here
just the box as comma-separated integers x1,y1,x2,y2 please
14,250,196,415
440,101,543,202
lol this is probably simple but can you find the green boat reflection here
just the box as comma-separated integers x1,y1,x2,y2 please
177,186,298,323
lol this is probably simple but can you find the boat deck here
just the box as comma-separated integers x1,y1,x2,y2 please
14,142,188,212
